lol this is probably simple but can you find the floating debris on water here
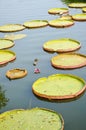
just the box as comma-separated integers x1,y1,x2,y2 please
33,58,38,66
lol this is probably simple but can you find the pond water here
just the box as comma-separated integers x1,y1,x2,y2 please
0,0,86,129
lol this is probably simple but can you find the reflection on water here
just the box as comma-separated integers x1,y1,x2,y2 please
62,0,86,4
0,86,9,110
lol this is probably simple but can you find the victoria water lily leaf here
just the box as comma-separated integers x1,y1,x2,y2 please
0,39,14,49
6,68,28,80
0,50,16,65
60,15,72,20
48,19,74,28
72,13,86,21
68,3,86,8
24,20,48,28
0,107,64,130
51,53,86,69
48,8,69,15
43,38,81,53
82,7,86,12
4,34,27,40
32,74,86,100
0,24,25,32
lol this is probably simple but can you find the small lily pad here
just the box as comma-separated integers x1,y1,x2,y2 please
0,38,14,49
72,13,86,21
0,108,64,130
48,8,69,15
68,3,86,8
4,34,27,40
6,68,28,80
43,38,81,53
32,74,86,100
24,20,48,28
51,53,86,69
48,19,74,28
0,50,16,65
0,24,25,32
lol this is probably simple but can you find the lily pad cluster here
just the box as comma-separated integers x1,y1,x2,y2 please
0,2,86,129
68,3,86,21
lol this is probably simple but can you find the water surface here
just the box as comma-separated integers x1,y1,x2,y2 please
0,0,86,130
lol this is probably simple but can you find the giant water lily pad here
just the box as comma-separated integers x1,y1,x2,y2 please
0,107,64,130
68,3,86,8
6,68,28,80
51,53,86,69
72,13,86,21
0,50,16,65
32,74,86,100
82,7,86,12
24,20,48,28
48,19,74,28
60,15,72,20
4,33,27,40
0,24,25,32
43,38,81,53
0,38,14,49
48,8,69,15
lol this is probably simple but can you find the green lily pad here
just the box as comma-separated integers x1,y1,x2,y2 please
4,34,27,40
51,53,86,69
43,38,81,53
82,7,86,12
72,13,86,21
68,3,86,8
60,15,72,20
24,20,48,28
0,38,14,49
0,50,16,65
48,8,69,15
48,19,74,28
0,108,64,130
32,74,86,100
6,68,28,80
0,24,25,32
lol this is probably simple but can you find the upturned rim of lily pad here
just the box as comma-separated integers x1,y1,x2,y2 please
23,20,48,28
72,13,86,21
6,68,28,80
0,107,64,130
51,53,86,69
68,3,86,8
48,7,69,15
48,19,74,28
32,74,86,100
0,50,16,65
0,24,25,32
0,38,15,49
43,38,81,53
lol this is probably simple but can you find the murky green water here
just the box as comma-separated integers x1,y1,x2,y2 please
0,0,86,129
